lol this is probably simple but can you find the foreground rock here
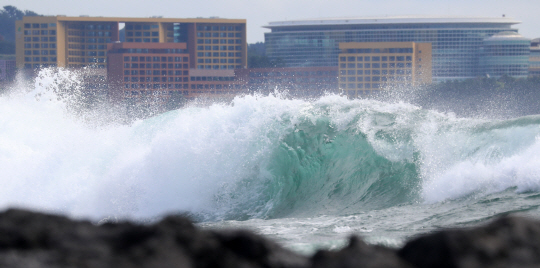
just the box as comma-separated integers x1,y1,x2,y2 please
0,209,307,268
1,209,540,268
398,216,540,268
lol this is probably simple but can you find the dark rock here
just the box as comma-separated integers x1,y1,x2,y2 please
3,209,540,268
0,209,308,268
398,215,540,268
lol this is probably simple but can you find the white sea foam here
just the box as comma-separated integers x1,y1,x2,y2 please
422,134,540,202
412,112,540,202
0,70,313,220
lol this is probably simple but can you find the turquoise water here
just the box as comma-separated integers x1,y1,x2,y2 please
2,69,540,254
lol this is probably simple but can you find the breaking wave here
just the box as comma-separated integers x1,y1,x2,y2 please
2,69,540,222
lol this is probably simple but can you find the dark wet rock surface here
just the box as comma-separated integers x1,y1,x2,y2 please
1,209,540,268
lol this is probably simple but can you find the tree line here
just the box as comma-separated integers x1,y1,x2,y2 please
0,5,40,54
248,42,285,68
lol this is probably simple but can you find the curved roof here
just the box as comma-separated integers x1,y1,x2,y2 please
484,31,530,41
264,16,520,28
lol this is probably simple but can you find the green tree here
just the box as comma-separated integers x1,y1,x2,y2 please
0,5,40,54
0,40,15,54
247,42,286,68
248,42,265,57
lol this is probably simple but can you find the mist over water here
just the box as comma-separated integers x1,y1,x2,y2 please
2,69,540,251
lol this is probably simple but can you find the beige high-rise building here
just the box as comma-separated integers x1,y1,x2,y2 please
15,16,247,71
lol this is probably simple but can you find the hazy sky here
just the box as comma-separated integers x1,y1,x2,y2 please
3,0,539,43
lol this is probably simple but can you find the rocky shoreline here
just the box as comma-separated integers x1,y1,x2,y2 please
1,209,540,267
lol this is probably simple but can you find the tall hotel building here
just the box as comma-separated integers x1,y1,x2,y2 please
15,16,247,100
264,16,521,82
16,16,246,70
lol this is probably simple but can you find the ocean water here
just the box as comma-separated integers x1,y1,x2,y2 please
2,69,540,254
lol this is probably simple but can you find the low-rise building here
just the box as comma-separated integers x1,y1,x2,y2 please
0,57,16,80
338,42,432,97
0,56,16,90
107,42,190,105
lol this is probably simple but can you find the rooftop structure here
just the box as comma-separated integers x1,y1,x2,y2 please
265,16,521,28
480,31,530,78
264,16,521,82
